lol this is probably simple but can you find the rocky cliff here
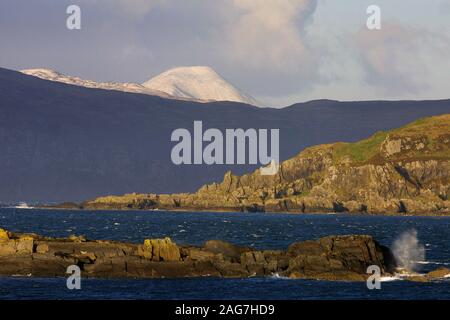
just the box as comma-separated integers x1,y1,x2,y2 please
77,115,450,215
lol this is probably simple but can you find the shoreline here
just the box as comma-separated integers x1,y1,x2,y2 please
12,205,450,217
0,229,449,283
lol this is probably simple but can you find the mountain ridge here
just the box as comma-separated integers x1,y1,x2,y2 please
21,66,258,105
1,66,450,202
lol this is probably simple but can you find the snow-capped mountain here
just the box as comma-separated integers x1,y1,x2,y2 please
21,68,172,98
142,66,259,105
21,66,259,105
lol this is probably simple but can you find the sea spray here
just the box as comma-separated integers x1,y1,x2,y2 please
391,229,425,272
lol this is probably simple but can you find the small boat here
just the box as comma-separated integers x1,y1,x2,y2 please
13,202,33,209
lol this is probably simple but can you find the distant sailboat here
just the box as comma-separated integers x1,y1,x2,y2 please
13,202,33,209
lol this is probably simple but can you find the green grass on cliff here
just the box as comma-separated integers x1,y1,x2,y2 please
391,115,449,137
333,131,388,163
332,114,450,164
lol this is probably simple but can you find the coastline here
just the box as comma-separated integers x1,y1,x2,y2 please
34,204,450,217
1,227,449,283
24,114,450,218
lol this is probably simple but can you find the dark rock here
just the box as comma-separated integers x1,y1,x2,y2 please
203,240,251,262
0,228,397,282
285,235,393,279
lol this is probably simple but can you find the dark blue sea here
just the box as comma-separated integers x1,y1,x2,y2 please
0,208,449,300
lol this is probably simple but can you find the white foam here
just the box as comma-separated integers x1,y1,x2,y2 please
391,229,425,272
380,275,403,282
270,273,290,280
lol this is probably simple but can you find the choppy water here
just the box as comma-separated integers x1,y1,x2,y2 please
0,208,449,300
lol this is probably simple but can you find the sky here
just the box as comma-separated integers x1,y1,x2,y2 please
0,0,449,107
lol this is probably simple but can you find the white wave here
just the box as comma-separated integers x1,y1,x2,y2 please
380,275,403,282
12,202,34,209
416,260,449,266
270,273,290,280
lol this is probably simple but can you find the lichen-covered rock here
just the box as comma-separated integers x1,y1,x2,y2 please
0,237,33,256
148,238,180,262
36,243,49,254
68,235,87,242
405,275,430,282
16,238,33,254
0,228,9,241
0,242,16,256
426,267,450,279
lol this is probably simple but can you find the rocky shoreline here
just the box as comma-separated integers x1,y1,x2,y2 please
1,228,449,282
40,203,450,217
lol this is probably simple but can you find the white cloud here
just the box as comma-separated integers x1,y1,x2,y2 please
87,0,167,17
119,0,167,16
223,0,318,74
354,23,442,96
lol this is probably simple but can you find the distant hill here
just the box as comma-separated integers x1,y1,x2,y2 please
83,115,450,215
0,67,449,202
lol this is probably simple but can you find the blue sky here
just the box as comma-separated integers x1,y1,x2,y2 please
0,0,449,107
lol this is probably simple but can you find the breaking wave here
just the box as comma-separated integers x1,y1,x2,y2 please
391,229,426,272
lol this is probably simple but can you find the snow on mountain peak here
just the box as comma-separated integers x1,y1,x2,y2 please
21,68,171,98
22,68,64,80
142,66,259,105
21,66,259,106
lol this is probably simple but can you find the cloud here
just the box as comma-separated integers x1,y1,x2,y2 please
116,0,167,16
439,1,450,14
87,0,167,18
2,0,448,105
355,23,433,96
206,0,321,97
223,0,317,74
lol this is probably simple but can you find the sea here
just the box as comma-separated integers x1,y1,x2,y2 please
0,208,449,300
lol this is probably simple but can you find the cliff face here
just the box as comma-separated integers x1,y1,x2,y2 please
83,115,450,215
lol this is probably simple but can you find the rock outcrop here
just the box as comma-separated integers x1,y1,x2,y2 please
0,228,400,281
137,238,181,261
0,229,34,256
76,114,450,215
402,267,450,283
